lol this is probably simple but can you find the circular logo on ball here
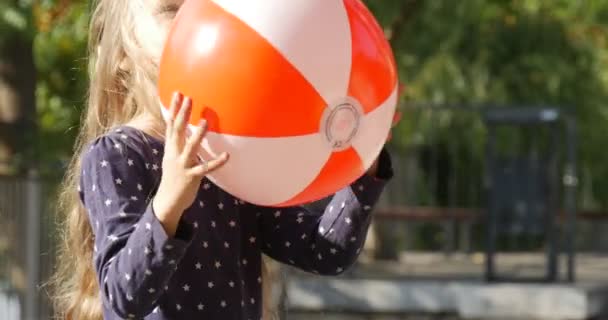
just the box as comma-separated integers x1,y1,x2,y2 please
321,97,363,151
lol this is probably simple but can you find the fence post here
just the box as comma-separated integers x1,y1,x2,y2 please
24,170,40,320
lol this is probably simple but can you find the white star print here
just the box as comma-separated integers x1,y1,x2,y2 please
144,247,151,255
126,294,133,301
350,236,357,242
152,149,159,155
145,223,151,230
229,220,236,227
330,248,337,254
148,288,155,293
114,143,122,150
127,159,134,166
105,199,112,207
119,212,127,217
176,304,181,311
211,221,216,228
195,262,202,270
165,244,173,250
193,221,199,229
115,178,122,185
317,253,323,260
301,234,307,239
168,259,176,265
100,160,108,167
363,205,371,211
249,236,256,243
224,242,230,248
145,269,152,276
203,241,208,248
229,281,235,287
221,301,227,308
153,307,159,313
329,228,335,234
296,217,304,224
215,261,222,269
358,185,364,191
203,183,210,190
274,210,281,218
198,200,204,208
108,234,118,242
121,134,128,140
242,259,248,265
131,196,138,201
145,163,150,169
92,184,96,191
197,303,204,310
218,202,224,210
319,226,325,233
208,281,214,288
125,273,131,281
257,276,262,283
337,267,344,273
183,284,190,292
152,164,159,171
251,298,255,304
137,183,142,191
345,217,352,224
329,206,333,212
285,241,291,247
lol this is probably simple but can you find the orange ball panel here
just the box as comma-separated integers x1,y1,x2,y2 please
158,0,327,137
277,147,364,207
345,0,398,114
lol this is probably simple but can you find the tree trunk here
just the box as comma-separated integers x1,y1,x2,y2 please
0,31,37,175
0,27,37,320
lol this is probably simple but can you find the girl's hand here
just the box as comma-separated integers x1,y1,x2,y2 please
152,92,229,236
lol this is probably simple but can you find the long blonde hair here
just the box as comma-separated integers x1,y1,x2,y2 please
51,1,275,319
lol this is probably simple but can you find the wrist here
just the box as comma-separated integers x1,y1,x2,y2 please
152,196,182,237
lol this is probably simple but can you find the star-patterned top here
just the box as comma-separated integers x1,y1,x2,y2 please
78,126,392,320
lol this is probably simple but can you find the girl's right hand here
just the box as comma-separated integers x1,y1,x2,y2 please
152,92,229,237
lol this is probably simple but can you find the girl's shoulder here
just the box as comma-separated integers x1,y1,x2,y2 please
80,125,164,172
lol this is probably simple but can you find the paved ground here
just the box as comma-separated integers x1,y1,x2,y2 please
282,252,608,320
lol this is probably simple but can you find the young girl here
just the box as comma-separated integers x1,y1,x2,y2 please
52,0,394,319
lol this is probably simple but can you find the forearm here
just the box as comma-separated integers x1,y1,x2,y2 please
96,205,193,317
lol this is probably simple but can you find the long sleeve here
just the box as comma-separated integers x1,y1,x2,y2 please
251,149,393,275
79,134,193,318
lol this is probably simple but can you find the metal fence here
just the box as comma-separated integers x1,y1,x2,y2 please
0,173,58,320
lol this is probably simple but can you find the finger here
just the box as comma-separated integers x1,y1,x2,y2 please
174,96,193,136
183,119,208,162
166,92,182,136
189,152,229,177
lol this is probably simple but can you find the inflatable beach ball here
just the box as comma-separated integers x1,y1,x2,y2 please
158,0,399,207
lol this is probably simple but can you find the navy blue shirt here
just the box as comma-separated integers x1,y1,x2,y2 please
78,126,391,319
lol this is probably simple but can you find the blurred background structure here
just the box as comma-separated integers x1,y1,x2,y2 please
2,0,608,319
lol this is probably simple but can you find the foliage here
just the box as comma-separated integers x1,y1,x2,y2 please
366,0,608,209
